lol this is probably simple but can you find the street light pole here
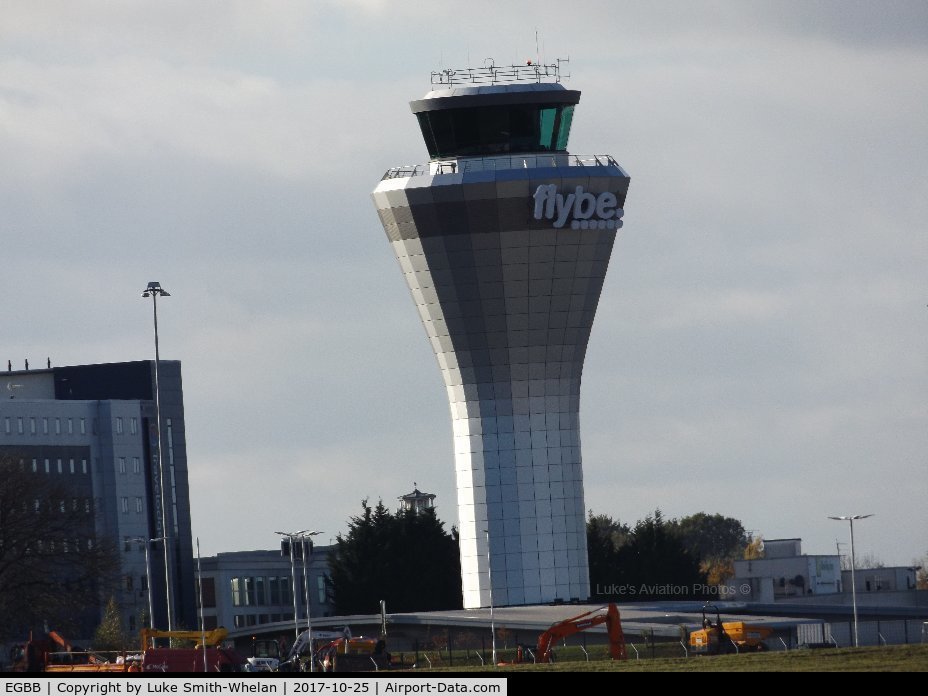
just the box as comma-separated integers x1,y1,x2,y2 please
131,536,163,631
142,281,173,632
299,531,322,672
276,530,306,645
828,514,874,647
483,529,496,667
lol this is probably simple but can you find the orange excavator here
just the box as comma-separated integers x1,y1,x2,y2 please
508,603,626,664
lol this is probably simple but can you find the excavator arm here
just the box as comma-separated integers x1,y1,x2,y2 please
536,604,626,662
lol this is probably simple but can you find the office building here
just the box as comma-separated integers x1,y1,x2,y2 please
0,360,195,636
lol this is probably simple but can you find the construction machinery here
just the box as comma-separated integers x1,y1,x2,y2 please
140,627,229,650
10,631,93,672
688,603,774,655
315,636,390,673
536,603,626,663
503,603,626,664
137,627,246,672
11,631,136,673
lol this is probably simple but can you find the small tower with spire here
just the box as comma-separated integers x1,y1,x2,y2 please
398,483,436,516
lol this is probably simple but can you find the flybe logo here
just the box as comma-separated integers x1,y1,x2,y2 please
532,184,624,230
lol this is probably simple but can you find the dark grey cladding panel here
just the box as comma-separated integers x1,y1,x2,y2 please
377,166,629,242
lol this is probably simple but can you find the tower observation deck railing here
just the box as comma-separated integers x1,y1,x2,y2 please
381,154,623,181
431,60,568,86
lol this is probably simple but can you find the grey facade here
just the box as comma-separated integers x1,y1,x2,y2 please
198,547,334,633
0,361,195,636
372,77,630,609
733,539,842,602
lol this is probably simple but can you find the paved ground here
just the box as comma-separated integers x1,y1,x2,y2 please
229,601,819,643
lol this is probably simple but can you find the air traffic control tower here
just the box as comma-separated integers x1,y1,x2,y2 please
372,63,630,609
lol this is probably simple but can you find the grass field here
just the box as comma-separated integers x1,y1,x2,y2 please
413,644,928,672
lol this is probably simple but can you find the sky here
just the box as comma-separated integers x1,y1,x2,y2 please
2,1,926,568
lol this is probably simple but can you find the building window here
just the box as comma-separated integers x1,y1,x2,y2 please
30,417,36,434
317,575,326,604
69,459,75,474
121,497,128,514
4,416,10,434
231,578,243,607
84,498,91,514
81,459,87,474
246,615,257,627
55,418,61,435
201,578,216,608
269,577,291,606
31,459,37,473
135,497,143,513
244,577,257,606
130,417,138,435
255,576,266,606
42,417,48,434
71,498,78,512
17,417,24,434
59,500,65,513
141,575,148,592
34,499,40,513
57,459,62,474
233,615,245,628
68,418,73,435
116,417,123,434
80,418,86,435
133,457,141,474
118,457,126,474
126,575,134,591
62,539,68,554
44,459,50,474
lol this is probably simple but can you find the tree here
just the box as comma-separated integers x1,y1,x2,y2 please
328,500,462,615
841,551,883,571
0,456,120,640
587,513,629,599
669,513,750,563
613,510,706,599
744,537,764,560
587,509,708,600
93,597,130,652
669,512,751,585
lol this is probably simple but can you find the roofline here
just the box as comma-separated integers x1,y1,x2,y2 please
410,89,580,114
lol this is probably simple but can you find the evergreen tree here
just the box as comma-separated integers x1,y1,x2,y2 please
328,500,462,614
93,597,129,652
613,510,706,598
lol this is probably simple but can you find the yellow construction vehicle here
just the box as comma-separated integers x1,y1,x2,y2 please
140,627,228,650
688,603,773,655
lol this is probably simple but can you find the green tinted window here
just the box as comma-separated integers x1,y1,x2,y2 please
539,107,557,151
419,102,575,159
555,105,574,151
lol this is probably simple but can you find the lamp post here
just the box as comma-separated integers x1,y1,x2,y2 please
141,281,173,631
828,514,874,647
130,536,164,631
276,530,308,648
483,528,496,667
299,531,322,672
